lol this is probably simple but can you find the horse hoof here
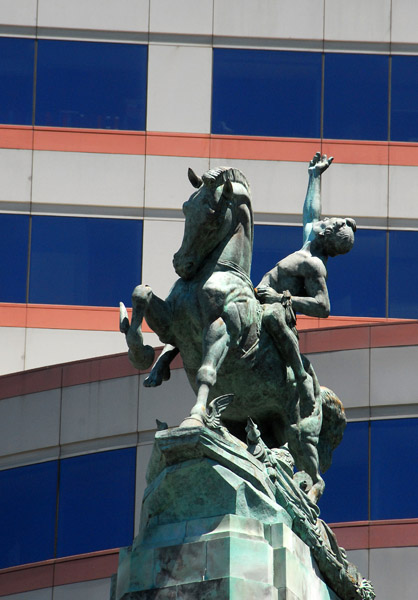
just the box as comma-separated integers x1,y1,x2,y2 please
179,416,204,428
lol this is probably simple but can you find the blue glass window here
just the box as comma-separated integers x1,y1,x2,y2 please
56,448,136,557
252,225,302,287
253,225,386,318
0,37,34,125
36,41,147,130
391,56,418,142
326,229,387,317
371,419,418,520
388,230,418,319
324,53,389,141
0,461,58,568
0,214,30,303
29,216,143,307
319,421,369,523
212,49,322,138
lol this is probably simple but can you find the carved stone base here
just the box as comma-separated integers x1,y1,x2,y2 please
111,515,339,600
110,427,371,600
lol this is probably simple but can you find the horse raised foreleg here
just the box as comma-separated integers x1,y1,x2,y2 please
144,344,179,387
181,317,230,427
120,285,172,371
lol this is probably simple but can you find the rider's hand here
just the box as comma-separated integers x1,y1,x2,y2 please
308,152,333,178
255,286,282,304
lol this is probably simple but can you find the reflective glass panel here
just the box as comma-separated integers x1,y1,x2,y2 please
0,37,34,125
29,216,142,307
371,418,418,520
57,448,136,557
36,41,147,130
0,461,58,568
319,421,369,523
324,53,389,141
391,56,418,142
212,49,322,138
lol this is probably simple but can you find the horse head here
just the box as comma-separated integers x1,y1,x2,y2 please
173,166,252,280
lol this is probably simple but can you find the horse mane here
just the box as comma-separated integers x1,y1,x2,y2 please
202,166,251,195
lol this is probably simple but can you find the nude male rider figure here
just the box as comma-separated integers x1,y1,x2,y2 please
255,152,356,416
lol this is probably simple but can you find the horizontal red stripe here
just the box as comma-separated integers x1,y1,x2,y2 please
1,519,417,595
0,303,151,333
0,549,119,597
2,125,418,166
331,518,418,551
0,303,403,334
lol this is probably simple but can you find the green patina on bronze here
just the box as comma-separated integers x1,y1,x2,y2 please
118,155,375,599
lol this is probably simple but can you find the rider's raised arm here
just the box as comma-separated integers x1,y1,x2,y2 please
302,153,333,246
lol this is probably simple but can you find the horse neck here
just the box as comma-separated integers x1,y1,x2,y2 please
218,200,253,275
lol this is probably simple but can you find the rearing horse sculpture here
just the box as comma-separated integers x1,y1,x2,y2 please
120,166,345,503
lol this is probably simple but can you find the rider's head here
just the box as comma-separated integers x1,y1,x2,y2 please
313,217,356,257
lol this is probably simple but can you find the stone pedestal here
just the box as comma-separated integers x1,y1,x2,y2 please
111,514,340,600
111,427,369,600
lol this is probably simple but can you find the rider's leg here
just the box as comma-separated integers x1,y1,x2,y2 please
263,304,315,415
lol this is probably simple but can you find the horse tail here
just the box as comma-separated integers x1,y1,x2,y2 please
318,386,347,473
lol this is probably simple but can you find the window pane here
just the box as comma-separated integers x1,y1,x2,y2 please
57,448,136,557
36,41,147,130
29,216,142,307
391,56,418,142
0,461,58,568
371,419,418,520
327,229,387,317
319,421,369,523
389,230,418,319
212,49,322,138
0,214,29,303
0,37,34,125
324,53,389,141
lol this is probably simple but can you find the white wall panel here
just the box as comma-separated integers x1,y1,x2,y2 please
0,589,52,600
305,349,370,409
147,45,212,133
0,0,37,27
32,151,144,210
149,0,213,35
391,0,418,44
138,368,195,430
0,149,32,206
145,155,210,210
60,376,139,445
24,328,128,370
370,345,418,406
0,389,60,457
0,326,25,376
324,0,391,43
321,163,389,219
210,158,307,217
370,547,418,600
141,218,184,299
37,0,149,32
213,0,324,41
346,549,369,579
53,578,111,600
389,165,418,219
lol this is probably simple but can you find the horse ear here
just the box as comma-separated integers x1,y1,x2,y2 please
345,218,357,232
219,179,233,208
188,168,202,189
